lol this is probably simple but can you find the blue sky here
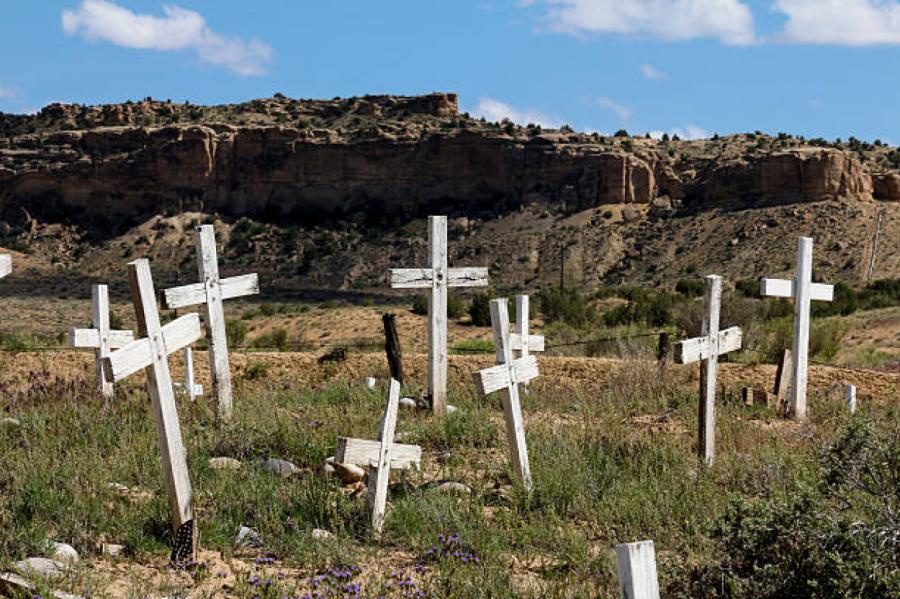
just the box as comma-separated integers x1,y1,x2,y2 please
2,1,900,142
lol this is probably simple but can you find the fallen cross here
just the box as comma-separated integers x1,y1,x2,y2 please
69,284,134,398
762,237,834,420
333,379,419,532
474,298,537,492
103,259,202,564
390,215,488,414
674,275,742,466
163,224,259,420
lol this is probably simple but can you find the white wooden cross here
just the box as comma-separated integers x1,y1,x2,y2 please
474,298,537,492
69,284,134,398
674,275,742,466
0,254,10,279
761,237,834,420
103,259,203,564
182,348,204,401
390,215,488,414
162,225,259,420
511,294,544,393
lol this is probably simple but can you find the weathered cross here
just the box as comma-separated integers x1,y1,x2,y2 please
103,259,203,564
674,275,742,466
761,237,834,420
69,284,134,398
474,298,537,492
390,215,488,414
510,294,544,393
162,225,259,420
0,254,10,279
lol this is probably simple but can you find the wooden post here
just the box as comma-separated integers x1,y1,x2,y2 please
656,332,669,377
183,347,203,401
512,295,545,394
103,259,203,564
762,237,834,420
615,540,660,599
773,348,793,399
163,225,259,420
69,284,134,398
474,298,537,491
845,384,857,414
389,216,489,414
381,313,404,384
674,275,743,466
368,378,401,533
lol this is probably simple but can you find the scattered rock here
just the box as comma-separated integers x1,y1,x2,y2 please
13,557,66,579
0,572,82,599
436,482,472,496
622,206,641,222
257,457,299,478
311,528,333,541
333,462,365,485
321,457,336,477
45,542,78,565
394,431,412,443
101,544,125,558
208,457,242,471
0,417,20,427
446,404,458,414
398,397,418,409
235,526,262,548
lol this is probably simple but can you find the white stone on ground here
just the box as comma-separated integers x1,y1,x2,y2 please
333,462,365,485
437,482,472,496
46,542,78,565
0,417,20,427
209,457,242,470
257,457,299,477
102,544,125,558
398,397,418,409
235,526,262,548
13,557,66,579
311,528,333,541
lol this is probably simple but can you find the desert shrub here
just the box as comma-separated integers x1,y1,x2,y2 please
537,287,593,327
451,339,494,354
604,290,681,328
735,278,760,298
225,319,247,347
675,278,705,298
685,421,900,598
808,318,849,362
252,327,289,351
447,293,465,319
243,361,269,380
468,292,491,327
412,294,428,316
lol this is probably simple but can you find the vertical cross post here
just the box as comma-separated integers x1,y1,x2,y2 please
183,347,203,400
761,237,833,420
163,225,259,420
69,284,134,398
390,216,488,414
615,540,661,599
368,378,401,533
845,384,857,414
104,259,203,564
674,275,742,466
511,295,544,394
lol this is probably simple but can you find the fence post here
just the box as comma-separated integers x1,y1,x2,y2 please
382,313,404,384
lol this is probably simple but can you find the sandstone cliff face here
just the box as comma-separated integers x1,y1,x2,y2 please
0,94,895,232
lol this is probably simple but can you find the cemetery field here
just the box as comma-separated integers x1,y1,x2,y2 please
0,350,898,598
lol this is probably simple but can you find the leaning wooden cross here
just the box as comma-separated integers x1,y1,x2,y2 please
103,259,203,564
390,215,488,414
333,379,421,532
474,298,537,492
762,237,834,420
674,275,742,466
162,225,259,420
69,284,134,398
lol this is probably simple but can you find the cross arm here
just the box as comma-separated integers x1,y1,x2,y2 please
103,313,202,382
509,333,545,352
69,328,134,349
674,326,742,364
162,273,259,309
334,438,422,470
390,268,433,289
474,355,539,395
447,267,489,288
760,278,834,302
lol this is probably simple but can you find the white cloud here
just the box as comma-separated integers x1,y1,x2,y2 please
470,97,562,127
649,125,709,140
773,0,900,45
597,96,632,121
61,0,273,76
531,0,756,45
640,63,667,80
0,85,20,100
